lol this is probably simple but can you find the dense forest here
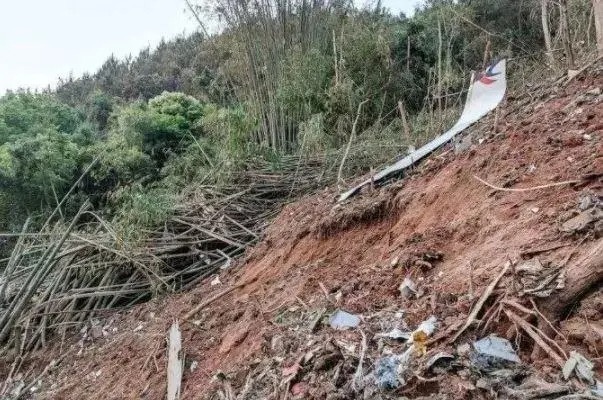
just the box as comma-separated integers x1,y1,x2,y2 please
0,0,598,234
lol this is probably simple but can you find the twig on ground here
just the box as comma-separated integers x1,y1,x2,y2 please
529,298,568,343
520,243,570,258
473,175,579,192
451,261,511,342
353,329,367,391
504,309,565,366
183,278,256,321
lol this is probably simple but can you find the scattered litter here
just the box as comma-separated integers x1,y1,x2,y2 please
516,258,564,297
398,277,418,298
531,207,540,213
390,256,400,267
425,352,455,371
190,361,198,372
410,316,437,340
502,376,569,399
133,324,143,332
409,316,437,355
329,310,360,330
562,351,595,384
374,355,402,390
375,328,411,341
210,276,222,286
560,207,603,233
583,133,592,140
471,335,520,370
578,192,600,211
592,380,603,397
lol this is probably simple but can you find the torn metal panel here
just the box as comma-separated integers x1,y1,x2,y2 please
339,59,507,202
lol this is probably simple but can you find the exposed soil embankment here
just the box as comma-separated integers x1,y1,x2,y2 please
3,70,602,400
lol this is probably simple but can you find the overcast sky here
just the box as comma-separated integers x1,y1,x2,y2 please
0,0,422,94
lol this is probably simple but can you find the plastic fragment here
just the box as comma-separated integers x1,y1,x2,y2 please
329,310,360,330
471,335,520,370
375,328,411,341
425,352,455,371
562,351,595,384
414,316,437,337
409,316,437,355
398,277,417,298
374,355,402,389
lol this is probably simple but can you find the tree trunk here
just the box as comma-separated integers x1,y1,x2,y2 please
559,0,575,69
406,36,411,73
539,241,603,320
595,0,603,57
397,100,411,145
437,17,443,127
541,0,556,67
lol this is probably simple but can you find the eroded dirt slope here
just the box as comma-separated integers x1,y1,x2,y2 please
4,69,602,400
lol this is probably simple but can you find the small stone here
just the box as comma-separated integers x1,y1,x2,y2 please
457,343,471,356
398,278,418,298
90,325,103,339
291,382,309,397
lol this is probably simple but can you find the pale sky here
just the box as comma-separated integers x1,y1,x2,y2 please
0,0,421,94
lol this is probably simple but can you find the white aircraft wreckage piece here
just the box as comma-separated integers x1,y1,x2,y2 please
339,59,507,202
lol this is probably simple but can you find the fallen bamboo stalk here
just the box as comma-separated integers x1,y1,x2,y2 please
167,321,183,400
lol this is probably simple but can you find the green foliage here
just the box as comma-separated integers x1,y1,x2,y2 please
277,47,330,115
114,92,204,167
298,113,330,153
0,0,595,236
0,93,88,227
111,184,176,240
91,134,154,186
0,92,82,141
201,104,256,165
85,90,114,131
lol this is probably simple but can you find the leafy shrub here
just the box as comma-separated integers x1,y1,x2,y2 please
111,184,177,241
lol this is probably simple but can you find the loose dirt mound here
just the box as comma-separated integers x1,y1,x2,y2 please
3,70,602,399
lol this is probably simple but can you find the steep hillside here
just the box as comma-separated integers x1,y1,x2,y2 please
4,66,602,399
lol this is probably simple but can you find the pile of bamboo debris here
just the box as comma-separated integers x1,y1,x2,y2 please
0,153,353,353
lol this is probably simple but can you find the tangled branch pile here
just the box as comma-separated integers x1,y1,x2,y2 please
0,152,366,353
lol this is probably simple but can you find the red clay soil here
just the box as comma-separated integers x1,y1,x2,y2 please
4,72,603,399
